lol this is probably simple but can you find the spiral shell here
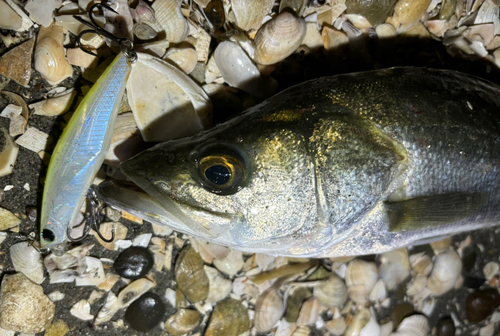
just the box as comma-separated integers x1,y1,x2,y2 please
152,0,188,43
232,0,273,31
254,286,285,332
313,274,347,307
34,25,73,86
254,12,306,65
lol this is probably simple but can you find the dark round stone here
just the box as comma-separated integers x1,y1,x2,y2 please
436,316,455,336
114,246,154,279
125,292,166,332
466,288,500,323
463,275,486,289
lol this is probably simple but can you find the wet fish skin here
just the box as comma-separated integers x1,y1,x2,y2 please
120,67,500,257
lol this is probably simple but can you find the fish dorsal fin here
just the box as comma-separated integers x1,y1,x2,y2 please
385,192,487,232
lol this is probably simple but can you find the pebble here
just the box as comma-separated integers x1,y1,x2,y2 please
0,273,55,333
466,288,500,323
44,319,69,336
114,246,154,279
124,292,166,332
436,316,455,336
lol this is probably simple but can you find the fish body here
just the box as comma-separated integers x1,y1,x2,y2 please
40,53,131,253
117,67,500,257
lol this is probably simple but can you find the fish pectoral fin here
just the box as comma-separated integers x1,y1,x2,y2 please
385,192,487,232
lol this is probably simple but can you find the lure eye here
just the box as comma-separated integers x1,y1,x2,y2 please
199,154,245,195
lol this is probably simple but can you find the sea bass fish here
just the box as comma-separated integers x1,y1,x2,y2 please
105,67,500,258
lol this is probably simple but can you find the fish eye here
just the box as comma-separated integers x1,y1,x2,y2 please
198,153,246,195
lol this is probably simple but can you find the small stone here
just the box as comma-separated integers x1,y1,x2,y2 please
436,316,455,336
114,246,154,279
0,39,34,86
390,303,414,329
26,207,37,222
44,319,69,336
165,309,200,336
125,292,166,332
0,273,55,333
466,288,500,323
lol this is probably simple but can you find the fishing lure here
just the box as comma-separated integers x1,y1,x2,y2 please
40,4,137,254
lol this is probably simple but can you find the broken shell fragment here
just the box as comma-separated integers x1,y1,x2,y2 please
70,300,93,321
0,128,19,178
232,0,274,31
34,25,73,86
175,245,209,303
205,266,232,303
345,308,371,336
25,0,55,27
10,242,44,284
0,0,22,30
254,11,307,65
296,297,321,327
254,285,285,332
0,206,21,230
0,38,34,86
205,298,250,336
152,0,188,43
388,0,432,32
313,274,347,307
30,89,76,117
165,309,200,336
427,249,462,296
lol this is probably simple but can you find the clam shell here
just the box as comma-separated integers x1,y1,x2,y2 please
30,90,76,117
389,314,429,336
205,298,250,336
175,245,209,303
379,248,410,291
389,0,432,32
296,297,321,327
34,25,73,86
346,0,397,25
254,286,285,332
285,287,312,323
165,45,198,74
165,309,200,336
483,261,499,280
427,249,462,295
232,0,273,31
254,12,306,65
345,308,371,336
205,266,232,303
313,274,347,307
10,242,44,284
213,248,244,277
152,0,188,43
345,259,378,303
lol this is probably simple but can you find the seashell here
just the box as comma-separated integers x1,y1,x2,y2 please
34,25,73,86
10,242,44,284
379,248,410,291
134,22,158,40
467,24,495,47
369,279,387,302
213,248,244,277
389,314,429,336
345,259,378,303
0,38,34,86
214,41,265,97
152,0,188,43
55,15,105,49
345,0,398,25
285,287,312,323
0,206,21,230
231,0,273,31
279,0,307,16
409,253,433,277
254,12,306,65
95,292,119,325
70,300,93,320
388,0,432,33
483,261,499,281
254,285,285,331
175,245,209,303
345,308,371,336
25,0,55,27
427,249,462,296
345,14,373,29
66,47,99,69
0,0,22,30
30,90,76,117
313,274,347,307
16,127,49,153
127,52,212,142
97,273,120,292
322,26,349,53
276,318,297,336
417,296,436,316
205,265,232,303
205,298,250,336
104,112,144,168
302,22,323,52
48,291,65,302
296,297,321,327
0,128,19,178
360,308,381,336
429,237,453,254
292,326,310,336
325,317,347,336
165,309,200,336
474,0,499,24
376,23,397,41
89,290,104,305
75,256,106,286
406,275,427,296
250,260,317,285
165,44,198,74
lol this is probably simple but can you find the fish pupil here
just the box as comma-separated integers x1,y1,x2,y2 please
205,165,231,185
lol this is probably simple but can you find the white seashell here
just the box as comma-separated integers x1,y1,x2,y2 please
345,308,371,336
24,0,55,27
34,25,73,86
389,314,429,336
255,253,276,271
254,12,306,65
127,52,212,142
132,233,152,247
97,273,120,292
0,105,25,137
10,242,44,284
30,89,76,117
313,274,347,307
165,45,199,74
427,249,462,295
483,261,499,281
409,253,433,277
345,259,378,303
369,279,387,302
379,248,410,291
15,127,49,153
1,0,33,32
232,0,274,31
75,256,106,286
152,0,188,43
103,0,134,42
254,285,285,332
88,290,104,305
205,266,232,303
165,288,176,306
417,296,436,316
376,23,397,40
380,321,393,336
475,0,500,24
360,308,380,336
48,291,65,302
325,317,347,336
70,300,94,320
95,291,119,325
296,297,321,327
0,128,19,178
276,319,297,336
406,275,427,296
213,248,244,277
214,41,265,97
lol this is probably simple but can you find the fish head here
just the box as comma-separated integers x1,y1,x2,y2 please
121,110,332,256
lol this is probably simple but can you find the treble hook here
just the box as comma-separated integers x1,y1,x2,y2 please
73,3,137,62
67,188,115,243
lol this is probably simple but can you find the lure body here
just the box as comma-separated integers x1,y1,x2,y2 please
40,53,130,252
